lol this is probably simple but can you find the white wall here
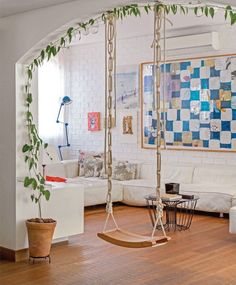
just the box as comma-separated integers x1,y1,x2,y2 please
63,13,236,166
0,0,134,251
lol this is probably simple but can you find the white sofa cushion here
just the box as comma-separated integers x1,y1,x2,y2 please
192,165,236,185
67,177,123,207
180,184,236,213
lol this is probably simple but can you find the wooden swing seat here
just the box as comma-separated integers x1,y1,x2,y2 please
97,228,168,248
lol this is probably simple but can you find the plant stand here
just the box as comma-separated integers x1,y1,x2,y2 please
29,255,51,264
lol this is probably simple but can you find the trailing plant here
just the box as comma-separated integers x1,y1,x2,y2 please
22,1,236,218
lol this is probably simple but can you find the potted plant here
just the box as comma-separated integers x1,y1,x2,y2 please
26,217,56,262
22,106,56,261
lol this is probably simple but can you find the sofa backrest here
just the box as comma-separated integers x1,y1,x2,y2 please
162,165,194,184
45,162,66,178
192,165,236,185
140,163,194,184
62,159,79,178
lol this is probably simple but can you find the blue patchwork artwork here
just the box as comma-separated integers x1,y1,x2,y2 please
141,55,236,151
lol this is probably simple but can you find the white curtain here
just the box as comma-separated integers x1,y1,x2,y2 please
38,56,65,146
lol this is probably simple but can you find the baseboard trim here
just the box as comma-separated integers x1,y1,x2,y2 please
0,239,69,262
0,247,28,262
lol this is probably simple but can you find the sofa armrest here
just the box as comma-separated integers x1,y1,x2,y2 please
61,159,79,178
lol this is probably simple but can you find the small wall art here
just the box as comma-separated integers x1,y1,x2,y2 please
116,65,139,110
118,110,138,144
88,112,100,131
123,116,133,134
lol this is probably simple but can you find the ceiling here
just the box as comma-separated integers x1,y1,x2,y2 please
0,0,235,18
0,0,78,18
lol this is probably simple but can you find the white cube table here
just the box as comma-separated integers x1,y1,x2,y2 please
229,206,236,233
16,181,84,250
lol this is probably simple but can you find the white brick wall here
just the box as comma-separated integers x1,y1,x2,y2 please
62,24,236,166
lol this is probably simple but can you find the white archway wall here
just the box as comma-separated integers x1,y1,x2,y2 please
0,1,235,251
63,16,236,167
0,0,134,251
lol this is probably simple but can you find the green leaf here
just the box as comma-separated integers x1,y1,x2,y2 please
39,185,45,192
67,27,74,43
26,111,33,120
209,7,214,18
34,59,38,67
24,176,31,187
44,190,51,201
22,144,30,153
44,143,48,149
51,46,57,56
31,194,35,202
26,93,32,104
25,84,29,93
225,10,228,20
101,13,106,22
67,27,74,35
40,50,45,61
27,69,32,80
171,5,177,15
136,8,141,17
230,13,236,25
180,6,186,14
164,5,170,14
144,5,151,14
194,7,198,15
31,178,37,190
204,6,209,17
89,19,95,25
40,177,45,184
60,37,65,47
226,5,232,11
46,45,51,53
29,159,34,170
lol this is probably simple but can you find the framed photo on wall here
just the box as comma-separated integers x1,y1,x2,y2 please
116,65,139,110
88,112,100,131
140,54,236,152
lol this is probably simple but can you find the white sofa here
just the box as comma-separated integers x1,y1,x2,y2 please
45,160,236,214
45,160,123,207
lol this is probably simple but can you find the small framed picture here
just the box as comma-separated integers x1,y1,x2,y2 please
88,112,100,131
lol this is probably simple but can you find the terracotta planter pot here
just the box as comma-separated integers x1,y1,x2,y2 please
26,220,57,258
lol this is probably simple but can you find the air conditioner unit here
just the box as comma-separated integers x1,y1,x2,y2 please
162,31,220,51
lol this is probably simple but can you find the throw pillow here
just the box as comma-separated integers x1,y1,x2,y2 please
84,157,103,177
112,160,137,181
78,150,96,176
100,167,108,179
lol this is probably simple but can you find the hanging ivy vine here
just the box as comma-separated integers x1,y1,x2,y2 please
22,2,236,218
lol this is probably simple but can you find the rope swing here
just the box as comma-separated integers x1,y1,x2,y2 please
97,6,170,248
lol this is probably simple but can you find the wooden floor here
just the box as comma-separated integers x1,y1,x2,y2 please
1,205,236,285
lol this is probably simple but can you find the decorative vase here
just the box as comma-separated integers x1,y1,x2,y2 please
26,219,56,261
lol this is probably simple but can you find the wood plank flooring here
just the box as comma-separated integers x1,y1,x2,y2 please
1,205,236,285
